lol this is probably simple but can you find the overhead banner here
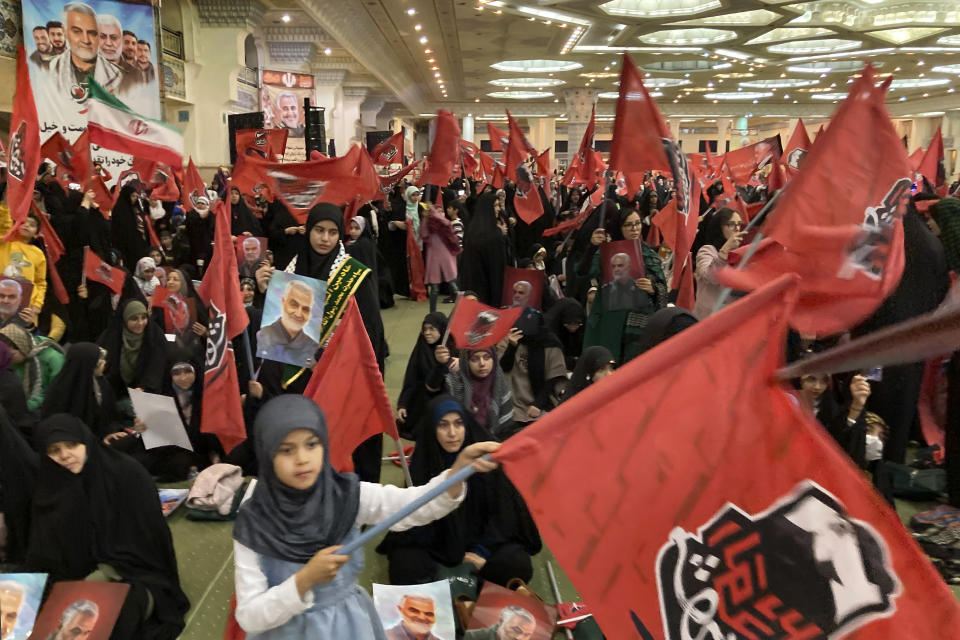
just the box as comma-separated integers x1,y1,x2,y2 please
260,69,314,163
21,0,162,174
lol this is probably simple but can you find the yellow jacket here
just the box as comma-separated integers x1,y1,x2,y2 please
0,203,47,310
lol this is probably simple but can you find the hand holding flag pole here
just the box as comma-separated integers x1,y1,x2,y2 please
546,561,576,640
440,291,464,348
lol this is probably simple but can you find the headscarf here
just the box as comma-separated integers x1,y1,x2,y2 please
28,415,189,638
513,308,564,398
0,323,32,358
233,396,361,563
0,340,12,370
230,187,263,237
0,406,38,563
42,342,114,437
466,347,496,427
398,312,449,420
565,346,615,401
121,300,147,385
295,203,347,282
544,298,586,365
350,216,367,235
134,256,159,296
635,307,698,355
404,185,422,237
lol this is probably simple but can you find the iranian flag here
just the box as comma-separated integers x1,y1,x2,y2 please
87,79,183,167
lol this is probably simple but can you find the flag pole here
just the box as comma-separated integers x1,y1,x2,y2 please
546,561,576,639
241,329,257,381
81,246,89,287
338,455,488,556
394,438,413,487
711,188,784,313
440,291,463,348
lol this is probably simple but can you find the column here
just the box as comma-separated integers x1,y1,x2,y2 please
715,117,731,154
461,114,475,144
944,111,960,177
910,117,937,154
313,70,345,153
360,98,384,129
337,86,369,152
527,117,556,166
562,88,599,165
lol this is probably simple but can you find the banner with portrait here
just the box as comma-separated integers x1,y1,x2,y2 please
21,0,162,176
260,69,314,163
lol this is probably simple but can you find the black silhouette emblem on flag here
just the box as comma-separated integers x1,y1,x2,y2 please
466,310,499,346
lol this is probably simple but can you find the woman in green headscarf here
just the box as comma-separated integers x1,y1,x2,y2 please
98,299,169,396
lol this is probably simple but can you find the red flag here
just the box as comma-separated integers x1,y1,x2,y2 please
303,297,400,472
40,132,72,171
70,130,92,189
652,175,701,291
766,158,788,192
235,128,288,162
504,113,544,223
29,203,69,304
535,148,551,179
494,274,960,640
370,131,404,166
782,119,812,175
505,112,538,181
486,123,509,152
83,246,126,295
232,145,369,223
477,152,496,186
196,200,249,453
378,159,421,195
420,111,461,187
89,176,113,217
572,107,598,189
5,47,41,239
908,148,924,172
148,167,180,203
716,67,910,335
675,251,695,310
407,225,427,302
182,157,206,212
723,135,782,185
918,126,945,188
447,297,524,349
353,147,383,203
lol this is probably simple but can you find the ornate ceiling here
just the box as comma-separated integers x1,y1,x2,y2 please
254,0,960,122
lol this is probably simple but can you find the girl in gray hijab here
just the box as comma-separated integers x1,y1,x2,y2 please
232,395,498,639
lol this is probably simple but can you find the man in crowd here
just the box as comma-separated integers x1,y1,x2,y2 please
385,595,445,640
29,26,53,70
45,2,124,104
277,91,304,137
0,582,25,640
257,279,319,367
464,606,537,640
46,20,66,55
46,600,99,640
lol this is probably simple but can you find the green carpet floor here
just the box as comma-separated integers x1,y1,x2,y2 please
167,297,958,639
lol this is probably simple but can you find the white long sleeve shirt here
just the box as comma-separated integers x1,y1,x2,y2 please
234,471,466,634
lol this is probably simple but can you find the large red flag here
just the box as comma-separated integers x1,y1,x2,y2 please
494,274,960,640
420,111,461,187
486,123,509,152
83,247,126,295
235,128,288,162
917,126,945,189
651,174,701,291
196,200,249,453
303,297,400,472
505,112,544,223
181,157,206,212
369,131,404,166
571,107,598,189
378,160,421,195
782,119,813,175
5,46,41,240
447,297,524,349
716,67,909,335
232,145,369,222
504,112,538,181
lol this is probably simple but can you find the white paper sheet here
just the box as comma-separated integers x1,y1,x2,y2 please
128,388,194,451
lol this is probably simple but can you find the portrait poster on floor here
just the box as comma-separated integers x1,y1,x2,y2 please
0,573,47,640
256,270,326,368
29,581,129,640
465,582,556,640
372,580,457,640
20,0,162,175
260,70,314,162
600,239,649,312
501,266,542,311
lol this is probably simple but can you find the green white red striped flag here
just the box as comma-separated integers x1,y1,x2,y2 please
87,79,183,167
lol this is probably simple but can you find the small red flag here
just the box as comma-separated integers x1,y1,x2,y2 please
149,167,180,203
571,107,598,189
235,128,288,162
447,297,524,349
83,246,126,295
378,159,421,195
494,273,960,640
196,200,249,453
303,297,400,472
420,111,461,187
370,131,404,166
504,111,538,181
486,123,509,152
723,135,782,185
182,157,206,212
69,130,92,189
352,146,383,203
918,126,945,188
5,47,41,240
89,176,113,217
782,119,812,175
40,132,73,183
716,66,910,335
505,113,544,224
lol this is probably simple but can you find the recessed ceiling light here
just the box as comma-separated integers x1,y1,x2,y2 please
419,36,428,44
407,8,416,15
746,27,834,45
324,47,332,56
598,90,662,98
580,72,619,79
424,49,432,54
600,0,721,18
488,77,566,87
639,28,737,46
491,60,583,73
703,91,773,100
739,78,819,88
486,90,555,99
281,14,291,23
933,64,960,75
414,24,422,31
888,77,950,88
811,93,851,100
767,39,861,55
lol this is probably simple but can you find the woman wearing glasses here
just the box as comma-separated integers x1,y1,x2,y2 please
579,206,668,364
693,208,745,319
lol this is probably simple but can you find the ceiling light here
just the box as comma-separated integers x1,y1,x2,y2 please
714,72,754,78
600,0,721,18
933,64,960,75
746,27,835,45
938,35,960,46
703,91,773,100
424,49,432,54
870,28,948,45
491,60,583,73
427,58,436,63
767,39,861,55
489,77,566,87
414,24,422,31
598,91,662,98
580,72,619,79
786,61,879,74
713,62,732,70
888,77,950,88
713,48,751,60
486,91,555,99
642,60,716,73
643,77,692,88
811,93,851,100
639,28,737,46
407,8,416,15
281,14,291,23
323,47,332,55
419,36,428,44
739,78,819,88
516,5,591,25
667,8,779,26
434,72,441,77
786,48,894,63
